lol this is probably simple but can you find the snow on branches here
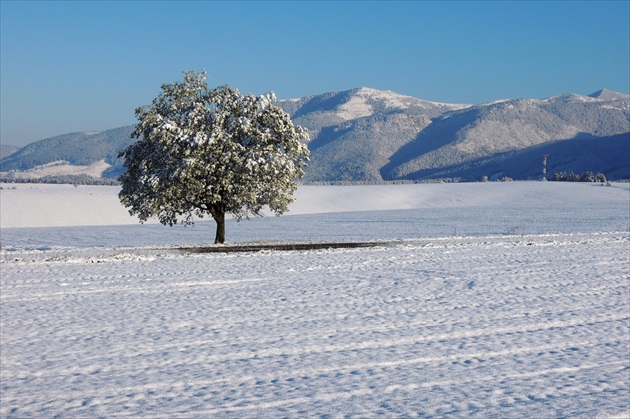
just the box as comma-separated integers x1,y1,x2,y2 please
118,70,310,243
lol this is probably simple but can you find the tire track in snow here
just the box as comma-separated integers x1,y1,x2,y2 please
4,312,627,378
3,340,625,402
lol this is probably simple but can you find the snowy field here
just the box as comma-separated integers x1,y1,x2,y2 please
1,182,629,417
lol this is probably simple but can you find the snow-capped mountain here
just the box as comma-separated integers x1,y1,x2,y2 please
588,88,630,101
280,87,468,138
381,91,629,181
1,88,628,183
280,87,629,181
0,126,134,180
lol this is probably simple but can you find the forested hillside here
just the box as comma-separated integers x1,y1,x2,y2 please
1,88,628,183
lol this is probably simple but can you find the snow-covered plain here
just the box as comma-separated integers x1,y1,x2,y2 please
1,182,629,417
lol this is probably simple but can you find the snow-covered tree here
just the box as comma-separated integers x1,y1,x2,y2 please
118,71,310,243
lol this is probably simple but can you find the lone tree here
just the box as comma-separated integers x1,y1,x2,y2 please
118,70,310,243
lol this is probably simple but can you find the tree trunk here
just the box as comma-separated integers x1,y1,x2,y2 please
213,210,226,244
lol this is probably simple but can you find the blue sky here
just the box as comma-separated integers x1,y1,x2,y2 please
1,1,629,147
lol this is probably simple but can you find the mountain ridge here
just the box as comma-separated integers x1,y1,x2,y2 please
1,88,628,182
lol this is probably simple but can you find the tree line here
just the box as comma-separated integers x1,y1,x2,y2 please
0,174,120,185
551,171,607,183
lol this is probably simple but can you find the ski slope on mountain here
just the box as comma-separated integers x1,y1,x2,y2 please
1,182,629,418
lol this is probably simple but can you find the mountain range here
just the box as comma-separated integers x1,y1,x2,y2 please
1,87,628,182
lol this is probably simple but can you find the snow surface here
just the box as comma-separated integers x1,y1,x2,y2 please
1,160,112,180
336,93,375,121
1,182,629,417
336,88,469,121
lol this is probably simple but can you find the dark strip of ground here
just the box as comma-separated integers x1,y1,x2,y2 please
176,241,393,253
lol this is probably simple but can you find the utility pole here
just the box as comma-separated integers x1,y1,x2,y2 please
542,154,548,181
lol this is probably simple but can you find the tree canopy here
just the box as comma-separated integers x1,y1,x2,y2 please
118,70,310,243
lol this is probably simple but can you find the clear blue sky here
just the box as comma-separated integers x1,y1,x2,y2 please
1,0,629,147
